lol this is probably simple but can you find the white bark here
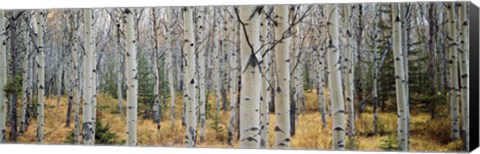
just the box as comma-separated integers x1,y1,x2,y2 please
458,2,469,150
151,8,161,128
238,5,261,149
0,10,7,142
447,3,460,140
82,9,95,145
326,4,346,150
36,10,46,144
260,6,270,148
197,6,208,142
124,8,138,146
183,6,197,147
20,13,31,134
274,5,291,149
392,3,409,151
227,6,239,146
164,8,175,128
343,4,355,148
70,12,81,144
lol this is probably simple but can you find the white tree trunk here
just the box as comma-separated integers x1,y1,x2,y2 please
238,5,261,149
372,9,379,135
260,7,270,148
196,6,208,142
326,4,346,150
35,10,46,144
447,3,460,140
458,2,469,150
227,6,239,146
82,9,95,145
151,8,161,128
0,10,7,142
392,3,409,151
124,8,138,146
69,12,81,144
182,6,197,147
343,4,355,148
20,14,31,134
115,12,124,117
164,8,175,128
274,5,291,149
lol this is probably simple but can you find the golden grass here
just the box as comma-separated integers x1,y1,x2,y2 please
8,89,462,152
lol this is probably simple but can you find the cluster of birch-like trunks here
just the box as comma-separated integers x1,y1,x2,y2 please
0,2,471,152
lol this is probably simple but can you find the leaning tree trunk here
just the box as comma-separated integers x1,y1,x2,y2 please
0,10,7,143
82,9,95,145
447,2,460,140
69,12,81,144
20,13,31,134
259,6,271,148
36,10,46,144
458,2,469,150
237,5,261,149
273,5,291,149
326,4,346,150
124,8,138,146
183,6,198,148
392,3,409,151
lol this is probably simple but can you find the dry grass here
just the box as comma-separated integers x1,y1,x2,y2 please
7,89,462,152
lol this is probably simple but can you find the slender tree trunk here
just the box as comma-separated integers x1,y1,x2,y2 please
372,9,379,135
327,4,346,150
82,9,95,145
274,5,291,149
213,8,222,126
197,6,208,143
237,5,261,149
183,6,197,148
447,3,460,140
427,3,438,120
259,7,270,148
458,2,469,150
227,6,239,146
69,12,81,144
36,10,46,144
0,10,7,143
343,4,355,149
164,8,176,128
115,12,124,117
20,13,31,134
392,3,409,151
124,8,138,146
151,8,161,129
316,6,327,128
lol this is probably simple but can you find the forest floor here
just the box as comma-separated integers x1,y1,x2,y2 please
11,89,464,152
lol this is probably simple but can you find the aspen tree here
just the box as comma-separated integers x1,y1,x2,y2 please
164,8,176,128
115,10,124,116
182,6,197,147
20,13,31,134
458,2,469,150
289,6,298,136
343,4,355,148
0,10,7,142
260,6,271,148
70,11,81,144
82,9,95,145
237,5,261,149
316,6,327,128
151,8,161,128
274,5,291,149
446,2,460,140
35,10,46,144
326,4,346,150
123,8,138,146
372,7,380,134
392,3,409,151
227,6,239,146
196,6,208,142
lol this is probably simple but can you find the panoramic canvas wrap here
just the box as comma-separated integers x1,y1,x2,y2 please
0,1,478,152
